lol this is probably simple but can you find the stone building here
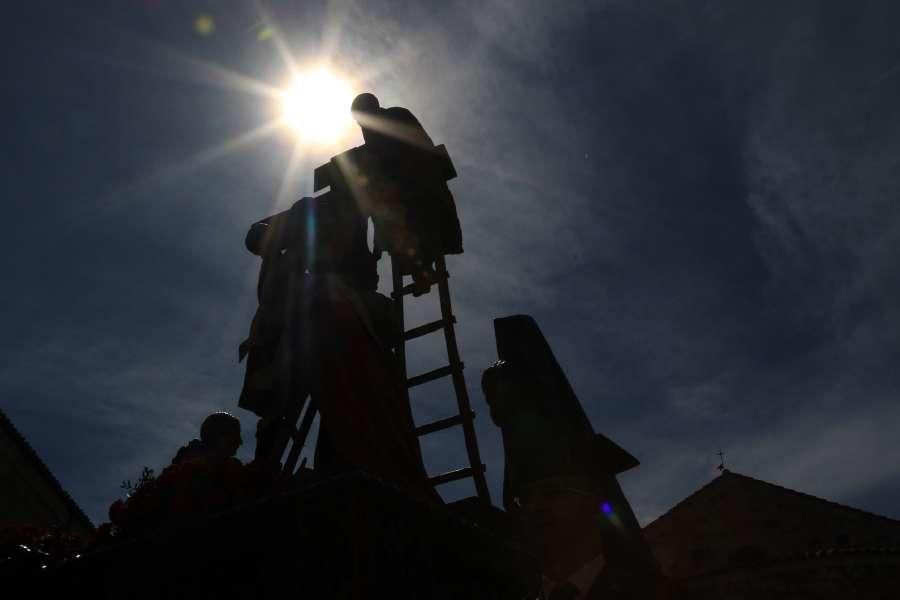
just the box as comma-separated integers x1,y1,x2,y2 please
644,469,900,599
0,408,93,537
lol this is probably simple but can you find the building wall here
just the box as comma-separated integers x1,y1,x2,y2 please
644,472,900,578
0,425,93,537
682,551,900,600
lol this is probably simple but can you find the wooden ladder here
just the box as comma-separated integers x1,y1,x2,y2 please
391,255,491,503
280,394,316,475
279,145,490,503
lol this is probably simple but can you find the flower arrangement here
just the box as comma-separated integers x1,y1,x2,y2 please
0,525,83,576
2,459,296,574
106,459,293,539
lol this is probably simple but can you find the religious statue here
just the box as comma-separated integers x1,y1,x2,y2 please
482,315,660,598
238,189,379,461
172,412,243,466
238,120,438,500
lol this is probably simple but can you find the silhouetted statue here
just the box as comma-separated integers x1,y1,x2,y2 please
239,192,377,451
348,92,463,293
238,190,436,500
483,315,659,598
172,412,243,465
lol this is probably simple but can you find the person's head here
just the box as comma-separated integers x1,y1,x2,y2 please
482,360,538,426
200,412,243,458
351,92,380,121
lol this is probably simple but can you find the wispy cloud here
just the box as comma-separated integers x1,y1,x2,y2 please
5,0,900,525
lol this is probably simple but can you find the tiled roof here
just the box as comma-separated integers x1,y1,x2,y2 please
0,407,93,532
644,469,900,531
682,544,900,581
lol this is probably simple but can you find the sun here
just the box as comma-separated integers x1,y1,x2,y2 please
280,68,355,143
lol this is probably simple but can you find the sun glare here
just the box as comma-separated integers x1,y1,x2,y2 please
280,68,354,143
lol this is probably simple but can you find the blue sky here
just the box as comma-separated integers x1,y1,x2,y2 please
3,0,900,526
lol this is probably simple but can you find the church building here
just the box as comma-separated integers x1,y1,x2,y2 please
0,408,93,537
643,469,900,598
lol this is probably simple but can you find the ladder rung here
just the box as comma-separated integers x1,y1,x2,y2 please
407,362,463,388
429,464,485,487
391,271,449,299
403,316,456,342
414,411,474,436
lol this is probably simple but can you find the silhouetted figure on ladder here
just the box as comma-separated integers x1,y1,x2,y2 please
349,93,463,295
239,91,470,503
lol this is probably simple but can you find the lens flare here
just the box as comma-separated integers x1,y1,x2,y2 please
280,68,354,143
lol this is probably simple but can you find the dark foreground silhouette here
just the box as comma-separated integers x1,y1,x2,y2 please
3,94,672,599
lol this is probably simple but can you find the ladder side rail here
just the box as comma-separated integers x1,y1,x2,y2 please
282,396,319,475
391,260,410,406
268,393,310,465
433,255,491,503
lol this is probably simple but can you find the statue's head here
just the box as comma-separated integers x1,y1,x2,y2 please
351,92,380,120
200,412,243,458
